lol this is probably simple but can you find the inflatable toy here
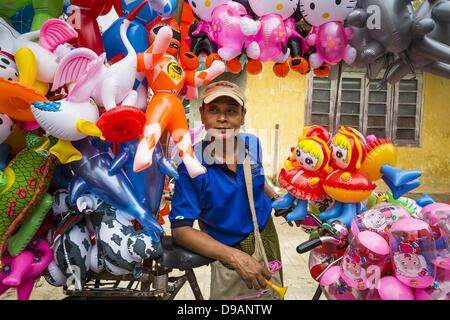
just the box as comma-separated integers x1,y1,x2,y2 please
133,20,225,177
300,0,357,69
30,97,102,165
0,0,63,32
390,218,437,289
45,190,103,289
0,239,52,300
68,0,116,54
69,137,164,242
320,129,421,227
339,230,391,291
0,133,55,263
272,125,331,221
320,127,374,226
52,2,150,143
244,0,310,76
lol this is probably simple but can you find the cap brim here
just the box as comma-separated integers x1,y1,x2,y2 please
203,92,244,107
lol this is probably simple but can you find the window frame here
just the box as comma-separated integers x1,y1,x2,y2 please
392,73,424,147
305,70,423,147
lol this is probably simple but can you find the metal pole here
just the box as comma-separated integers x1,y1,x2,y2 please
174,0,184,23
273,124,280,182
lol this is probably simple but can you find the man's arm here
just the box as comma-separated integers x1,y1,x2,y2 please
264,179,279,202
172,226,271,290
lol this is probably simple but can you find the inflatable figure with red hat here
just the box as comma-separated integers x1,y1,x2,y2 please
320,127,422,227
272,125,333,221
319,127,375,226
133,18,225,178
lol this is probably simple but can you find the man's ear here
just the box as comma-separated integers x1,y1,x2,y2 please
199,105,205,123
241,107,247,125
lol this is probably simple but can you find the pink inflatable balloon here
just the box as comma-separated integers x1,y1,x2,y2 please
300,0,357,68
420,203,450,222
420,204,450,271
0,239,52,300
414,267,450,300
190,1,251,61
351,204,409,238
210,3,250,61
340,231,391,291
245,0,307,63
390,218,437,289
377,276,415,300
246,14,289,62
320,265,367,300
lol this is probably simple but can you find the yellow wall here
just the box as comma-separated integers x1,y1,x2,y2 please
395,73,450,194
245,64,450,194
244,65,308,180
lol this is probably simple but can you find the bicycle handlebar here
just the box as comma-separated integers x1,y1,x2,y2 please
296,236,346,254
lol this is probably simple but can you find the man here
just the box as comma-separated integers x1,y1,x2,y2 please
169,81,282,299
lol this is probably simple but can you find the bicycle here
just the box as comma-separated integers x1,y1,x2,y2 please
275,209,350,300
63,235,213,300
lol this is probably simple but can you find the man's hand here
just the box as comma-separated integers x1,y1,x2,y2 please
172,227,271,290
228,248,271,290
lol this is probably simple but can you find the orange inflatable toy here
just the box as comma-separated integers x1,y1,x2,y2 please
133,19,225,178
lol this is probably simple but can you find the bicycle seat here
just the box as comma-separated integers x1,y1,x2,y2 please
159,236,214,270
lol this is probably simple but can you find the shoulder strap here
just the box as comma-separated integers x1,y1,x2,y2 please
243,156,269,269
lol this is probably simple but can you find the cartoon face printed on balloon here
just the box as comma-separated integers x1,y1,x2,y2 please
188,0,232,21
352,204,408,236
331,127,367,171
361,209,388,232
295,145,319,171
342,255,366,283
0,53,18,81
300,0,357,27
393,252,430,279
248,0,299,20
390,218,437,288
296,137,331,172
0,113,13,144
331,133,352,170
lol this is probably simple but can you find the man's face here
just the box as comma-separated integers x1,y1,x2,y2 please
200,96,246,139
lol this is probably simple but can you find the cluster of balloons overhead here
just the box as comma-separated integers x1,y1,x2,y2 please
185,0,356,78
184,0,450,83
348,0,450,84
0,0,229,300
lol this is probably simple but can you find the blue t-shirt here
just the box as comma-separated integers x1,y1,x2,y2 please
169,134,272,246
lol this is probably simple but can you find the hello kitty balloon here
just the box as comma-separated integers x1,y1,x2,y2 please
210,2,253,61
300,0,357,68
187,0,232,22
245,0,306,63
189,0,252,63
